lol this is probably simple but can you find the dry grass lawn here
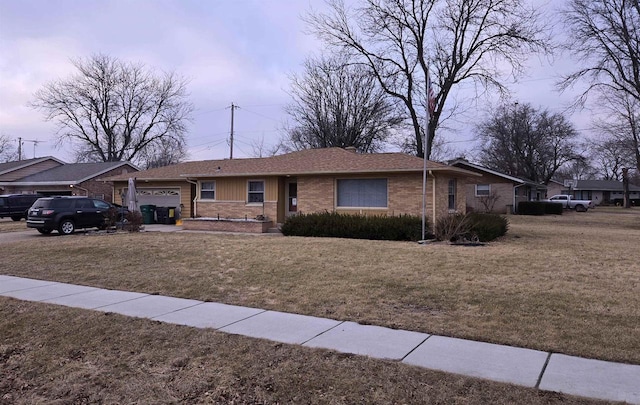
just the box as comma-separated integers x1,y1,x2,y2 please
0,219,27,233
0,298,606,404
2,208,639,365
1,208,637,403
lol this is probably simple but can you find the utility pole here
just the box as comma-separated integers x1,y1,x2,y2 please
17,137,22,161
227,103,240,159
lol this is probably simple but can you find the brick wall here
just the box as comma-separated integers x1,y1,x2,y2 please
297,176,335,214
465,182,513,214
196,200,277,221
182,218,273,233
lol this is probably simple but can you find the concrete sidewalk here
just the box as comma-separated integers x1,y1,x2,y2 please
1,274,638,404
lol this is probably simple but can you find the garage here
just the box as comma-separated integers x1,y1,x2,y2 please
134,188,181,207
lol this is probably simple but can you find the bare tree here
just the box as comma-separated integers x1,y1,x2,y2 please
138,137,188,169
478,189,501,213
31,54,193,165
591,92,640,175
590,137,634,180
561,0,640,105
0,134,17,163
306,0,550,158
478,103,581,183
283,55,401,153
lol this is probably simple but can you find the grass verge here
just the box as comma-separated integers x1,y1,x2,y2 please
0,298,606,404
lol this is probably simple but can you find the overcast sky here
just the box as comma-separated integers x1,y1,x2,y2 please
0,0,592,163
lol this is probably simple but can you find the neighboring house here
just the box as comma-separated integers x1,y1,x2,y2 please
0,157,65,185
552,179,640,206
449,159,547,214
105,148,479,224
545,179,565,197
0,161,138,202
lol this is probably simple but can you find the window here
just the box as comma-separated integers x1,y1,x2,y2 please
92,199,110,209
247,180,264,203
475,184,490,197
201,181,215,199
337,178,387,207
448,179,457,210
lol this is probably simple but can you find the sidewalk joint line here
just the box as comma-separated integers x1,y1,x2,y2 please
215,309,268,330
150,301,206,320
300,321,345,345
400,335,431,362
535,352,553,389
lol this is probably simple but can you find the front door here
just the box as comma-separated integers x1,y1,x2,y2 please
286,181,297,216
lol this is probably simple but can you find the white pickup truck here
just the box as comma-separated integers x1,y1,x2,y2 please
545,195,592,212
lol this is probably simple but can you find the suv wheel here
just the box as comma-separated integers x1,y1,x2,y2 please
37,228,53,235
59,219,75,235
11,215,22,221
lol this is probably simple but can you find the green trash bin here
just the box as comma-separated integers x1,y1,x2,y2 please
140,204,156,224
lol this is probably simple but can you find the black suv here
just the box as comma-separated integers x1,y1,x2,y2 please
0,194,42,221
27,196,116,235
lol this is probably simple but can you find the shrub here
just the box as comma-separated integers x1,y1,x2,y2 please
434,212,508,242
105,206,120,228
517,201,563,215
467,212,509,242
280,212,425,241
434,213,472,242
124,210,143,232
544,202,564,215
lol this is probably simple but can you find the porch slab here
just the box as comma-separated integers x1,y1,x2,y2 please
219,311,341,345
304,321,429,360
2,282,98,301
402,335,548,387
97,295,203,318
539,354,640,404
0,277,57,293
153,302,265,329
42,288,150,309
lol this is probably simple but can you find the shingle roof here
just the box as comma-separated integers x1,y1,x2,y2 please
0,156,65,175
448,158,542,185
575,180,640,191
105,148,477,181
6,161,138,185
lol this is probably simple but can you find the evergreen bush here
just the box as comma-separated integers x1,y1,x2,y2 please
280,212,424,241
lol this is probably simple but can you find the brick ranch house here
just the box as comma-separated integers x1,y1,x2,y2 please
449,158,547,214
0,159,138,202
105,148,479,228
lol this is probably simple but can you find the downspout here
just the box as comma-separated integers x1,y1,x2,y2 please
430,170,436,224
186,178,198,218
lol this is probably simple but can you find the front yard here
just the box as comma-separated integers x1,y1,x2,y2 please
1,208,638,403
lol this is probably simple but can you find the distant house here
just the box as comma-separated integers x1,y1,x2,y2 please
105,148,480,224
552,179,640,206
0,157,64,184
449,159,547,214
0,160,138,202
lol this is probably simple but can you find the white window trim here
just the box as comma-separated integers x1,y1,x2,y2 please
200,181,216,200
475,184,491,197
247,180,265,204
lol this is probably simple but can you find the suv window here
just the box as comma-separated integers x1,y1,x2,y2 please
0,197,6,207
93,200,110,209
33,198,74,209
